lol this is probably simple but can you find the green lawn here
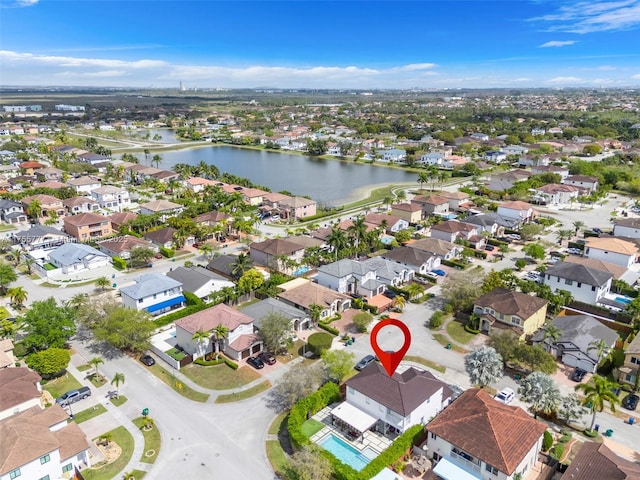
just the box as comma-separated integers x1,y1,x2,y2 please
77,364,92,372
446,320,477,345
268,412,288,436
43,372,83,399
266,440,289,477
300,419,325,438
181,363,261,390
83,426,134,480
88,374,107,388
125,470,146,479
165,347,187,361
111,395,128,407
432,333,469,354
133,417,161,464
215,380,271,403
70,404,107,424
404,355,447,373
148,364,209,402
278,339,305,364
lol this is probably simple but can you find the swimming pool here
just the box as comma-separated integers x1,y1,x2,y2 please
318,434,375,471
615,296,632,305
293,266,311,276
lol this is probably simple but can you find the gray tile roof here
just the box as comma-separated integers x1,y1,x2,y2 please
166,266,229,293
12,225,70,241
240,297,308,329
207,254,241,279
317,259,369,277
381,247,434,267
544,262,613,286
120,273,182,299
47,243,108,267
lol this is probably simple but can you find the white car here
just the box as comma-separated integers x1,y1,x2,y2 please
494,387,515,404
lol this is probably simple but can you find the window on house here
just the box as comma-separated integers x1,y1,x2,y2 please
138,298,143,303
511,317,521,326
40,454,50,464
9,469,20,479
577,282,582,287
592,286,597,291
565,279,573,285
62,464,73,473
386,407,392,414
430,432,436,439
485,464,498,475
631,357,640,365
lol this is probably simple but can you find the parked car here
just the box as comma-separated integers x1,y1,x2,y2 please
484,245,495,251
622,393,639,411
154,253,163,259
431,269,447,277
570,368,587,382
354,354,376,371
56,386,91,406
259,351,276,365
566,248,582,255
593,227,604,234
247,356,265,369
494,387,515,404
424,272,439,280
192,243,200,249
549,251,564,258
382,290,397,299
140,354,156,366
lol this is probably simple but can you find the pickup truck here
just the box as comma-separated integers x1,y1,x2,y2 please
56,386,91,405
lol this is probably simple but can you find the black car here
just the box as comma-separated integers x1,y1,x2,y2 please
484,244,495,251
247,356,265,369
259,351,276,365
140,354,156,366
570,368,587,382
622,393,639,411
354,354,376,371
383,290,397,299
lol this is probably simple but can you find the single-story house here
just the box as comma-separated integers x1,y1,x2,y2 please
241,297,311,332
98,235,158,260
47,243,110,274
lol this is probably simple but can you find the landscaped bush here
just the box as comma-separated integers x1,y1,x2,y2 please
550,443,565,460
194,357,225,366
487,238,509,247
307,332,334,355
583,429,598,438
288,382,341,449
112,256,127,270
429,311,445,329
559,432,572,443
159,246,175,258
542,431,553,452
224,358,239,370
183,291,203,306
353,312,373,333
318,322,339,336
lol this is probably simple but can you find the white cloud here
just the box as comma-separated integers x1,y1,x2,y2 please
1,0,39,7
538,40,577,48
633,73,640,79
534,0,640,34
546,76,585,84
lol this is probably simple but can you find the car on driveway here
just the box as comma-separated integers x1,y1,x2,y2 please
570,368,587,382
484,245,495,251
622,393,639,411
259,351,276,365
247,356,264,369
354,354,376,371
56,386,91,406
494,387,515,404
140,354,156,366
383,290,397,299
431,269,447,277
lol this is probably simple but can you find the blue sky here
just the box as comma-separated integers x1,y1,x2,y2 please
1,0,639,88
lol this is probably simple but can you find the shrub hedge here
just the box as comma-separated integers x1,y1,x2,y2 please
159,246,175,258
441,259,467,270
307,332,334,355
112,256,127,270
288,382,341,449
318,322,339,336
542,431,553,452
152,303,209,328
183,291,203,306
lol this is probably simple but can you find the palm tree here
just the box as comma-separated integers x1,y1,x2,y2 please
382,195,394,210
88,357,104,378
555,229,573,245
212,323,230,357
542,323,562,350
406,283,425,300
67,293,89,310
588,338,610,366
308,303,324,327
347,216,368,252
21,256,34,275
417,171,429,192
392,295,406,312
8,286,27,308
326,226,348,260
0,263,17,295
95,276,111,292
151,154,162,168
191,330,210,357
111,372,125,398
231,253,253,277
575,375,621,431
129,246,155,268
11,248,23,267
26,200,43,223
396,190,407,202
572,221,585,236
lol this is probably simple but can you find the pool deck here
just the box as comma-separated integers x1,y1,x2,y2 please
310,405,393,456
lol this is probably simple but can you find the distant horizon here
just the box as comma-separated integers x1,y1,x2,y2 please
2,1,640,89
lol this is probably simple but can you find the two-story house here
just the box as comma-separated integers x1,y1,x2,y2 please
618,333,640,388
143,227,180,250
427,388,546,480
277,279,351,321
21,194,65,218
0,368,42,421
90,185,131,211
363,213,409,233
241,297,311,333
381,246,441,276
411,194,449,218
166,266,235,303
47,243,110,274
584,237,638,269
543,262,613,305
563,175,599,193
391,203,423,224
486,170,532,192
533,183,581,205
62,196,100,215
461,213,503,236
120,272,185,316
496,201,535,226
474,288,548,339
66,176,101,195
439,191,472,212
0,199,27,224
63,212,113,241
430,220,484,248
174,303,262,360
336,363,452,439
278,196,317,220
249,238,306,274
407,238,462,261
138,199,184,222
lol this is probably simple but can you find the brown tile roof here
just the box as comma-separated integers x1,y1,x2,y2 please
364,212,403,227
139,199,182,212
250,238,304,256
587,237,638,255
427,388,546,475
382,246,435,267
500,200,533,210
475,288,547,319
62,196,99,208
22,194,61,205
175,303,253,334
391,203,422,212
431,220,476,234
277,282,349,310
99,235,155,254
562,442,640,480
63,212,111,226
144,226,177,244
109,211,138,228
228,333,259,352
284,235,324,250
412,194,448,205
408,238,457,256
195,210,230,225
626,333,640,355
0,367,41,411
347,363,452,416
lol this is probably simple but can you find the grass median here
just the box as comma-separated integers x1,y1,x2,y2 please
83,426,134,480
215,380,271,403
148,364,209,402
181,363,261,390
133,417,161,464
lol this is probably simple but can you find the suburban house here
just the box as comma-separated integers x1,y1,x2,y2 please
277,196,318,220
0,339,16,369
62,196,100,215
531,165,570,179
11,225,72,250
98,235,158,260
563,175,599,193
0,404,92,480
496,201,535,226
486,170,531,192
584,237,638,268
426,388,546,480
206,254,242,280
532,183,581,205
613,217,640,239
18,161,44,175
562,442,640,480
63,212,113,241
35,167,64,182
419,151,446,166
531,314,618,373
0,367,42,421
249,238,306,274
391,203,422,224
381,246,440,275
439,191,472,211
120,272,185,316
430,220,484,248
174,304,262,360
500,145,530,156
363,212,409,233
195,210,231,229
90,185,131,211
618,333,640,388
542,262,613,305
21,194,65,218
166,266,235,302
483,150,507,163
66,176,101,195
407,238,462,261
473,288,548,339
379,148,406,163
47,243,110,274
461,213,502,236
563,256,633,283
138,199,184,222
143,227,178,249
0,199,27,224
411,194,449,218
277,279,351,321
335,363,452,439
241,297,311,332
108,211,138,232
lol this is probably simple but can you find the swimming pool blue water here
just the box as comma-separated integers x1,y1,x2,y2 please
319,434,373,471
293,266,311,276
615,296,632,304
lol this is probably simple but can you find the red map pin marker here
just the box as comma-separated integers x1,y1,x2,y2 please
370,318,411,377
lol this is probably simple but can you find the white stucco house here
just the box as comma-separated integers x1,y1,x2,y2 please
496,201,535,226
381,246,441,275
166,266,234,302
613,218,640,239
90,185,131,211
120,272,185,316
542,262,613,305
46,243,110,274
584,237,638,269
